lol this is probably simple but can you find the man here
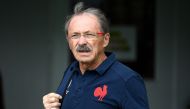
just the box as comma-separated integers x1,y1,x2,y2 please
43,2,149,109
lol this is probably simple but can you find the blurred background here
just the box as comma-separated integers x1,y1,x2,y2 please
0,0,190,109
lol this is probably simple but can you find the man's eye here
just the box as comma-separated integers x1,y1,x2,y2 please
86,33,95,37
72,34,77,37
71,34,79,38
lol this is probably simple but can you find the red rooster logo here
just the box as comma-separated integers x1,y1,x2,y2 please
94,85,108,101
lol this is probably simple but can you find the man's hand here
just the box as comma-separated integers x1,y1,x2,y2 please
43,93,62,109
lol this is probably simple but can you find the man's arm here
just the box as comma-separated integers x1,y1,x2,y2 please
121,75,149,109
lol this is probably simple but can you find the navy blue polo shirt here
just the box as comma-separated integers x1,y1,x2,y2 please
57,52,149,109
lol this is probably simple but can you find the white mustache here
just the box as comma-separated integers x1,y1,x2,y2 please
76,44,92,52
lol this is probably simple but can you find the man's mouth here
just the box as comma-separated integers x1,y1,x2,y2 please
78,49,91,52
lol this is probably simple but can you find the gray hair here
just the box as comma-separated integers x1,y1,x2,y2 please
65,2,109,35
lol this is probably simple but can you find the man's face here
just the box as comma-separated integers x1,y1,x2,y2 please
67,13,109,64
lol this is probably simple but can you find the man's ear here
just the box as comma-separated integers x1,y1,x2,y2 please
103,33,110,47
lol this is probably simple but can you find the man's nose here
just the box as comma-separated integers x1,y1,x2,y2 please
78,36,87,45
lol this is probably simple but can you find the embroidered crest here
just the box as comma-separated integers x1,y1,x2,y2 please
94,85,108,101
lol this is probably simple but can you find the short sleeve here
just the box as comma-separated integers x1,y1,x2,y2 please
121,75,149,109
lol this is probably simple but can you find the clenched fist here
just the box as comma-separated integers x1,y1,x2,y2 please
43,93,62,109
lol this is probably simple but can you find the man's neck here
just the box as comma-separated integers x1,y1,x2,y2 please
79,53,107,75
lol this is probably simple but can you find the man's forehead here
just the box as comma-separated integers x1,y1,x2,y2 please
68,13,101,33
72,31,92,34
70,13,99,24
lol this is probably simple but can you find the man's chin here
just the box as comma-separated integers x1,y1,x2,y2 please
76,57,93,63
77,52,92,56
74,52,94,62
